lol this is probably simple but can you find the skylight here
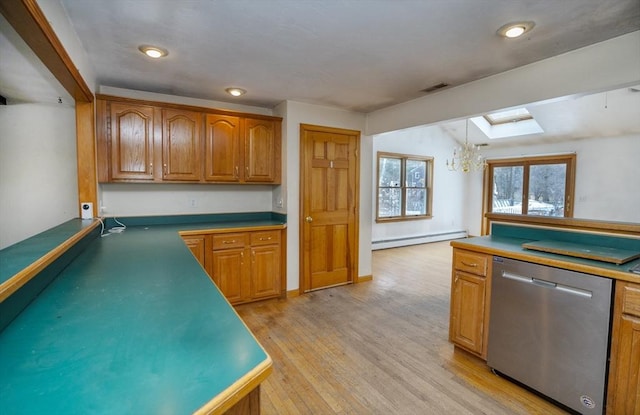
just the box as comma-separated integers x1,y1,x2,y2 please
471,107,543,139
484,108,533,125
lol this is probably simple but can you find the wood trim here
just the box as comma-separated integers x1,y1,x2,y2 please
96,94,282,122
485,213,640,236
76,101,98,215
178,224,286,237
286,289,301,298
0,221,100,302
357,274,373,283
0,0,93,102
195,358,272,415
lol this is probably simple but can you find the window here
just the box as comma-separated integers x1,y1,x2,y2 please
377,152,433,221
483,108,533,125
484,154,575,220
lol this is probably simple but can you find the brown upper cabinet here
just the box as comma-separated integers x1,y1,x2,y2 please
163,109,202,181
97,95,281,184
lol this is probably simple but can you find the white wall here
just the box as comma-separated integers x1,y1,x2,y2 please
465,133,640,236
274,100,371,292
372,125,468,249
99,184,274,217
366,32,640,136
97,87,276,217
0,103,78,249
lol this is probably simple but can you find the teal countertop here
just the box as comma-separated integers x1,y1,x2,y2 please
452,235,640,283
0,223,273,414
0,219,96,285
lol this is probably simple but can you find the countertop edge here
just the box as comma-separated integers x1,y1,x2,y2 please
178,223,287,236
451,239,640,284
196,356,273,415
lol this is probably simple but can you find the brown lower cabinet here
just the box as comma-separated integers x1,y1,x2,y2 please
448,248,492,359
182,228,285,305
606,280,640,415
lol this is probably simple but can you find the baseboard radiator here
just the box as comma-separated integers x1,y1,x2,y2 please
372,230,468,251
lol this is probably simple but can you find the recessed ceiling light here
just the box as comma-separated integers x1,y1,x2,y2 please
497,21,535,39
225,87,246,97
138,45,168,58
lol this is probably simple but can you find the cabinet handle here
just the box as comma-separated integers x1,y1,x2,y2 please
240,251,244,263
252,250,256,262
259,237,272,241
246,166,249,175
222,240,236,244
234,166,239,178
461,261,477,267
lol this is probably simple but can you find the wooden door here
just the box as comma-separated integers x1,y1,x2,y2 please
244,118,277,182
163,109,201,181
109,102,154,180
205,114,241,182
300,124,359,292
449,271,486,355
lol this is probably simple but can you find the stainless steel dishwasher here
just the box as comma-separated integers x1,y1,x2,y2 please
487,256,613,414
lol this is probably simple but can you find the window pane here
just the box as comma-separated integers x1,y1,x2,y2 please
529,164,566,217
405,188,426,216
379,157,401,187
405,159,426,188
378,188,401,217
492,166,523,214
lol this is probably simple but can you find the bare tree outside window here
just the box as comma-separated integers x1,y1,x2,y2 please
488,155,575,219
377,152,433,222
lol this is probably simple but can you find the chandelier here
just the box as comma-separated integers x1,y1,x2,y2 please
446,119,487,173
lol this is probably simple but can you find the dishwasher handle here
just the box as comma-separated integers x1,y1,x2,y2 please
501,270,593,298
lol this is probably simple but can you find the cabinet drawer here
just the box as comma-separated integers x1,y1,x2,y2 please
621,282,640,317
250,230,281,246
453,250,489,277
211,233,248,250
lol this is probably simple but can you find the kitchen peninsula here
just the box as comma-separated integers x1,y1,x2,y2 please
449,216,640,414
0,213,285,414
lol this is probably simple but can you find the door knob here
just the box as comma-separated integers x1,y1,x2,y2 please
305,216,313,223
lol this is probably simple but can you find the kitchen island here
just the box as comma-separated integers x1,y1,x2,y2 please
449,219,640,415
0,214,284,414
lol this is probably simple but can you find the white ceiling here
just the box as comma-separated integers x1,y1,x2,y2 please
1,0,639,143
59,0,639,112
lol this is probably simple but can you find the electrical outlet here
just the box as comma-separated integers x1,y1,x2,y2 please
277,198,283,208
189,198,198,208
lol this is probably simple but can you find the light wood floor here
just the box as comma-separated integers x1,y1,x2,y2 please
235,241,569,414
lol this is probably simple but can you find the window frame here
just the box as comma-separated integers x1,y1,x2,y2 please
481,154,576,234
376,152,434,223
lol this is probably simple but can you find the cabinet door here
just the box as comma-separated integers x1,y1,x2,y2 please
244,118,277,182
211,247,247,304
205,114,241,182
449,270,486,355
608,314,640,414
182,235,205,267
163,109,202,181
110,102,155,180
250,244,281,299
607,282,640,414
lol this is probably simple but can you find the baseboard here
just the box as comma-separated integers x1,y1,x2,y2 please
357,275,373,282
372,230,468,250
287,289,300,298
